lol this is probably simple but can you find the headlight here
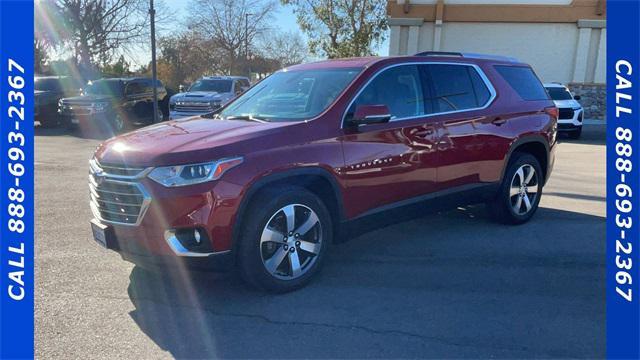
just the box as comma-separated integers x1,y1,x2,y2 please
148,157,243,187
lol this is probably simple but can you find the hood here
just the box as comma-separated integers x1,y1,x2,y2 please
95,116,294,166
171,91,225,102
553,99,581,109
61,94,114,103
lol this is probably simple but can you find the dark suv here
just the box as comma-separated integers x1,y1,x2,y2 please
59,77,167,133
89,53,557,292
35,75,82,127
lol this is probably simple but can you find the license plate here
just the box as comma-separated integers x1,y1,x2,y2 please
91,219,109,248
71,118,80,124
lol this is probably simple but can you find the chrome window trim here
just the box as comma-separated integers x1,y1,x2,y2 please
341,61,497,128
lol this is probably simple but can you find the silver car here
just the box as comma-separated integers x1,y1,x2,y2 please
169,76,251,120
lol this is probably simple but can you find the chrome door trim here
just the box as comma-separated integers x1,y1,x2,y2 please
341,61,497,128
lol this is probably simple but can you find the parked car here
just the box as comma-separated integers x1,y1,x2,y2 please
168,76,250,119
89,53,557,292
544,83,583,139
58,77,167,133
34,75,82,127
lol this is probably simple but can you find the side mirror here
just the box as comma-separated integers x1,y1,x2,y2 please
350,105,392,126
573,95,581,101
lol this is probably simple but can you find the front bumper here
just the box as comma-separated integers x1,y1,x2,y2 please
557,108,583,130
90,170,243,260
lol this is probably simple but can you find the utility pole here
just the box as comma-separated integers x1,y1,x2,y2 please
149,0,159,123
245,13,253,78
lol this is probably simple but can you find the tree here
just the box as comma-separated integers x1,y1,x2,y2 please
101,55,132,76
281,0,388,58
187,0,277,75
260,30,308,68
42,0,152,77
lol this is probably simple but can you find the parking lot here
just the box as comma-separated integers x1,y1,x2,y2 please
35,125,605,359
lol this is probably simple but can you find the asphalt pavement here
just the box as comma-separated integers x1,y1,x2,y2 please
35,125,605,359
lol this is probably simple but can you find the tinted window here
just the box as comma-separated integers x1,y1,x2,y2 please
189,79,233,93
35,78,62,92
545,87,573,100
85,80,123,96
125,81,145,96
495,65,549,101
349,65,424,121
427,64,490,112
469,68,491,106
220,68,361,122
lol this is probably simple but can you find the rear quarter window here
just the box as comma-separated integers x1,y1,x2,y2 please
495,65,549,101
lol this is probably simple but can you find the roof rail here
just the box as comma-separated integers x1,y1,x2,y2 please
414,51,463,57
414,51,520,62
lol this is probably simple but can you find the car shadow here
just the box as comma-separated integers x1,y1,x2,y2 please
557,124,605,146
126,205,605,358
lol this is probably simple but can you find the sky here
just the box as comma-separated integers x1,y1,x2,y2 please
127,0,389,67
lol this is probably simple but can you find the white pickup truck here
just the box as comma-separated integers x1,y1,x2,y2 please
169,76,251,120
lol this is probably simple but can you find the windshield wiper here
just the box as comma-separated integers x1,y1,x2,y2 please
225,115,269,123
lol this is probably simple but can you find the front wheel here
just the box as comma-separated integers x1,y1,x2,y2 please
111,113,125,133
488,153,543,224
237,187,332,292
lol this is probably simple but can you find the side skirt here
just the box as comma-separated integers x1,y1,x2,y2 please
337,182,500,242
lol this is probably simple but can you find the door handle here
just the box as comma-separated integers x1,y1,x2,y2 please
491,117,507,126
414,127,435,138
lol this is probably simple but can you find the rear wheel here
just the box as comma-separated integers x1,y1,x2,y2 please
488,153,543,224
237,187,332,292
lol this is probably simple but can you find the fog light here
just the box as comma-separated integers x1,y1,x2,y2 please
194,229,201,244
168,227,212,253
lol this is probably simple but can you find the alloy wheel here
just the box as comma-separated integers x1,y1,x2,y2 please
260,204,322,280
509,164,539,215
113,114,124,132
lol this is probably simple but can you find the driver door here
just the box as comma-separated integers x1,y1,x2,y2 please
339,64,440,217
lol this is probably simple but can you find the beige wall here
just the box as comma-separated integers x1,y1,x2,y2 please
387,0,606,84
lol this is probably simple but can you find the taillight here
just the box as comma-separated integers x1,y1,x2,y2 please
544,106,558,120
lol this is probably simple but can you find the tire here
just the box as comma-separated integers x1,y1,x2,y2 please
568,127,582,139
38,117,58,128
488,152,543,224
111,113,125,134
237,186,332,292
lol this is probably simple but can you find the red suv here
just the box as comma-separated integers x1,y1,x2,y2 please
89,52,557,292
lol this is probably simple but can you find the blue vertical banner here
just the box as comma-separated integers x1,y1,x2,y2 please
0,0,35,359
607,0,640,358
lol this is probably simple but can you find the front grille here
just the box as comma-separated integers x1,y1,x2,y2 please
89,160,150,225
558,108,574,120
175,102,220,113
96,161,146,177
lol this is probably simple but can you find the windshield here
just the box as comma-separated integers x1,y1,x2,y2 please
189,79,232,93
219,68,361,122
35,78,62,92
545,87,573,100
85,80,123,96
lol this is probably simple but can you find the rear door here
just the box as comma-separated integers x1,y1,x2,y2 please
340,64,440,217
423,63,502,189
